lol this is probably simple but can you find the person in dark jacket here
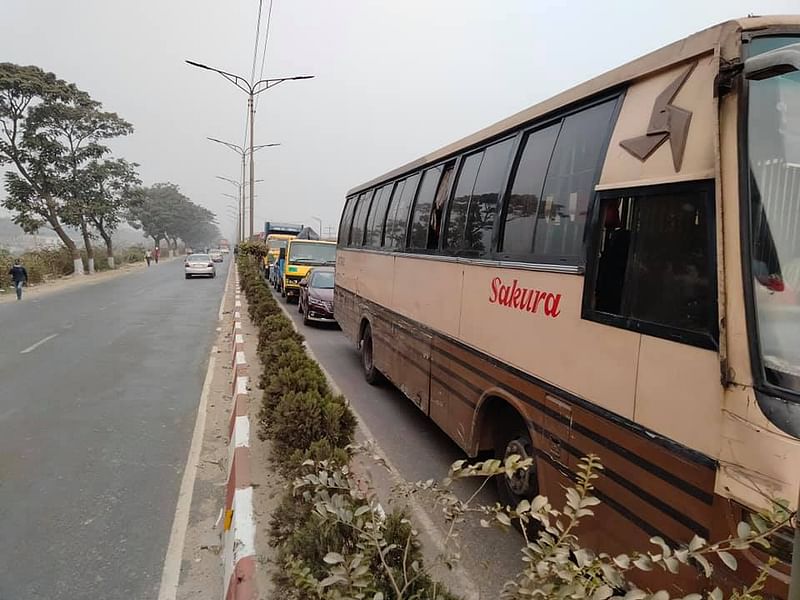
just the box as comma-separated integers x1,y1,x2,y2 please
8,259,28,300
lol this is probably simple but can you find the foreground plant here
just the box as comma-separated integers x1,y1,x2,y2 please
400,454,792,600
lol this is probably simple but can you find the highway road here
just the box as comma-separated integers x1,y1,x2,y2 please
0,258,227,600
275,287,524,598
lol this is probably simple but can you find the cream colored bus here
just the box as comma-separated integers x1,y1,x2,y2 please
335,17,800,595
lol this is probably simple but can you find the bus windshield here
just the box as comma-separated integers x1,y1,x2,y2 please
289,242,336,265
747,35,800,395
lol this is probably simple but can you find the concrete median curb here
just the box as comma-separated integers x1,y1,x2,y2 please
222,273,257,600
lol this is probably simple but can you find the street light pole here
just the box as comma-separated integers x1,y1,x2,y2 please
207,137,278,241
218,175,264,243
248,95,256,239
188,60,313,238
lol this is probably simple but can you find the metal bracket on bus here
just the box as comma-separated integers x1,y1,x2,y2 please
714,58,743,98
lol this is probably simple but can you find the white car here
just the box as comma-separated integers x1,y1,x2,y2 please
209,250,224,263
184,254,216,279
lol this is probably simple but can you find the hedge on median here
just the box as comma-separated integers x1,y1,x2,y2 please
237,251,356,475
236,250,456,599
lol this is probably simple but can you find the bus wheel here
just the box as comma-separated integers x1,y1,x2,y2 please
360,324,382,385
494,424,538,507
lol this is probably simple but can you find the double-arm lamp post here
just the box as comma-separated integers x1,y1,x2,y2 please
217,174,264,242
187,59,313,238
209,137,277,241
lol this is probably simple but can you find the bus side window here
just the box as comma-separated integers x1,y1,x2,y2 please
408,166,443,250
585,182,717,348
383,179,407,249
338,196,357,247
427,162,455,250
364,185,392,248
349,190,374,247
499,124,560,256
384,173,421,250
447,138,515,256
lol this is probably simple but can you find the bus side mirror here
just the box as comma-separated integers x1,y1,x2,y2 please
744,42,800,80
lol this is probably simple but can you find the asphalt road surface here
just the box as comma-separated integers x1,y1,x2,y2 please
276,287,524,598
0,258,227,600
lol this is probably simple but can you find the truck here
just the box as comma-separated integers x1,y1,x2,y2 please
264,222,304,285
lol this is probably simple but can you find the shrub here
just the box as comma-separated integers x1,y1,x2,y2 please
269,390,355,472
279,459,459,600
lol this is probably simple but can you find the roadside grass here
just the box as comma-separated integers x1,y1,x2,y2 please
0,244,146,292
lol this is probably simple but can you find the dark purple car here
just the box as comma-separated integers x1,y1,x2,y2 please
298,267,336,326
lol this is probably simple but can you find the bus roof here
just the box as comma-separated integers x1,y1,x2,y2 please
347,16,800,196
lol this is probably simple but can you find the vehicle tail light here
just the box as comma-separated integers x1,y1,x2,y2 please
208,263,214,267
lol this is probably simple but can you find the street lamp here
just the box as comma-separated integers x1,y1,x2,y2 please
207,137,279,242
216,175,264,241
188,58,313,238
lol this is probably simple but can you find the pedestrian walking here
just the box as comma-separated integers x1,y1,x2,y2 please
8,259,28,301
145,249,152,267
154,246,160,264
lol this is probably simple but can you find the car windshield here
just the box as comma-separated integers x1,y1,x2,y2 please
747,35,800,395
312,271,335,289
288,242,336,264
188,254,210,262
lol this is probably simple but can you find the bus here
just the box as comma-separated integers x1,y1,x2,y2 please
280,239,336,302
334,17,800,596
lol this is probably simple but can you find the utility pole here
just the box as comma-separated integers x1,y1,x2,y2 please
187,60,313,238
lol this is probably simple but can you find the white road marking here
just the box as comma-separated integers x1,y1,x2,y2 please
20,333,58,354
218,262,233,321
159,262,232,599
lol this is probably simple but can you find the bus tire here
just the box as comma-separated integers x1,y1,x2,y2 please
494,419,538,508
360,324,382,385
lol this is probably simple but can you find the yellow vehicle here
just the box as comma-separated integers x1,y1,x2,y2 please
265,234,295,285
281,239,336,302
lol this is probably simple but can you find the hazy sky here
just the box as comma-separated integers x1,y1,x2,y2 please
2,0,798,240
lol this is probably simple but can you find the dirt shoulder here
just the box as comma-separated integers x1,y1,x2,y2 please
0,256,179,304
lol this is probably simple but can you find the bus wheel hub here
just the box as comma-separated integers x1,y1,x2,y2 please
504,439,533,497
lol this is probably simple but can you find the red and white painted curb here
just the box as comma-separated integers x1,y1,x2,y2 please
222,272,257,600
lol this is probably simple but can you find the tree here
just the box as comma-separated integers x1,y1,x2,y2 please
0,63,133,275
0,63,86,273
83,158,141,268
39,98,133,272
128,182,220,254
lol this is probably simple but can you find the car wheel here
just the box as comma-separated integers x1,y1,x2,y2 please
212,272,216,279
360,324,382,385
185,274,191,279
494,419,539,509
